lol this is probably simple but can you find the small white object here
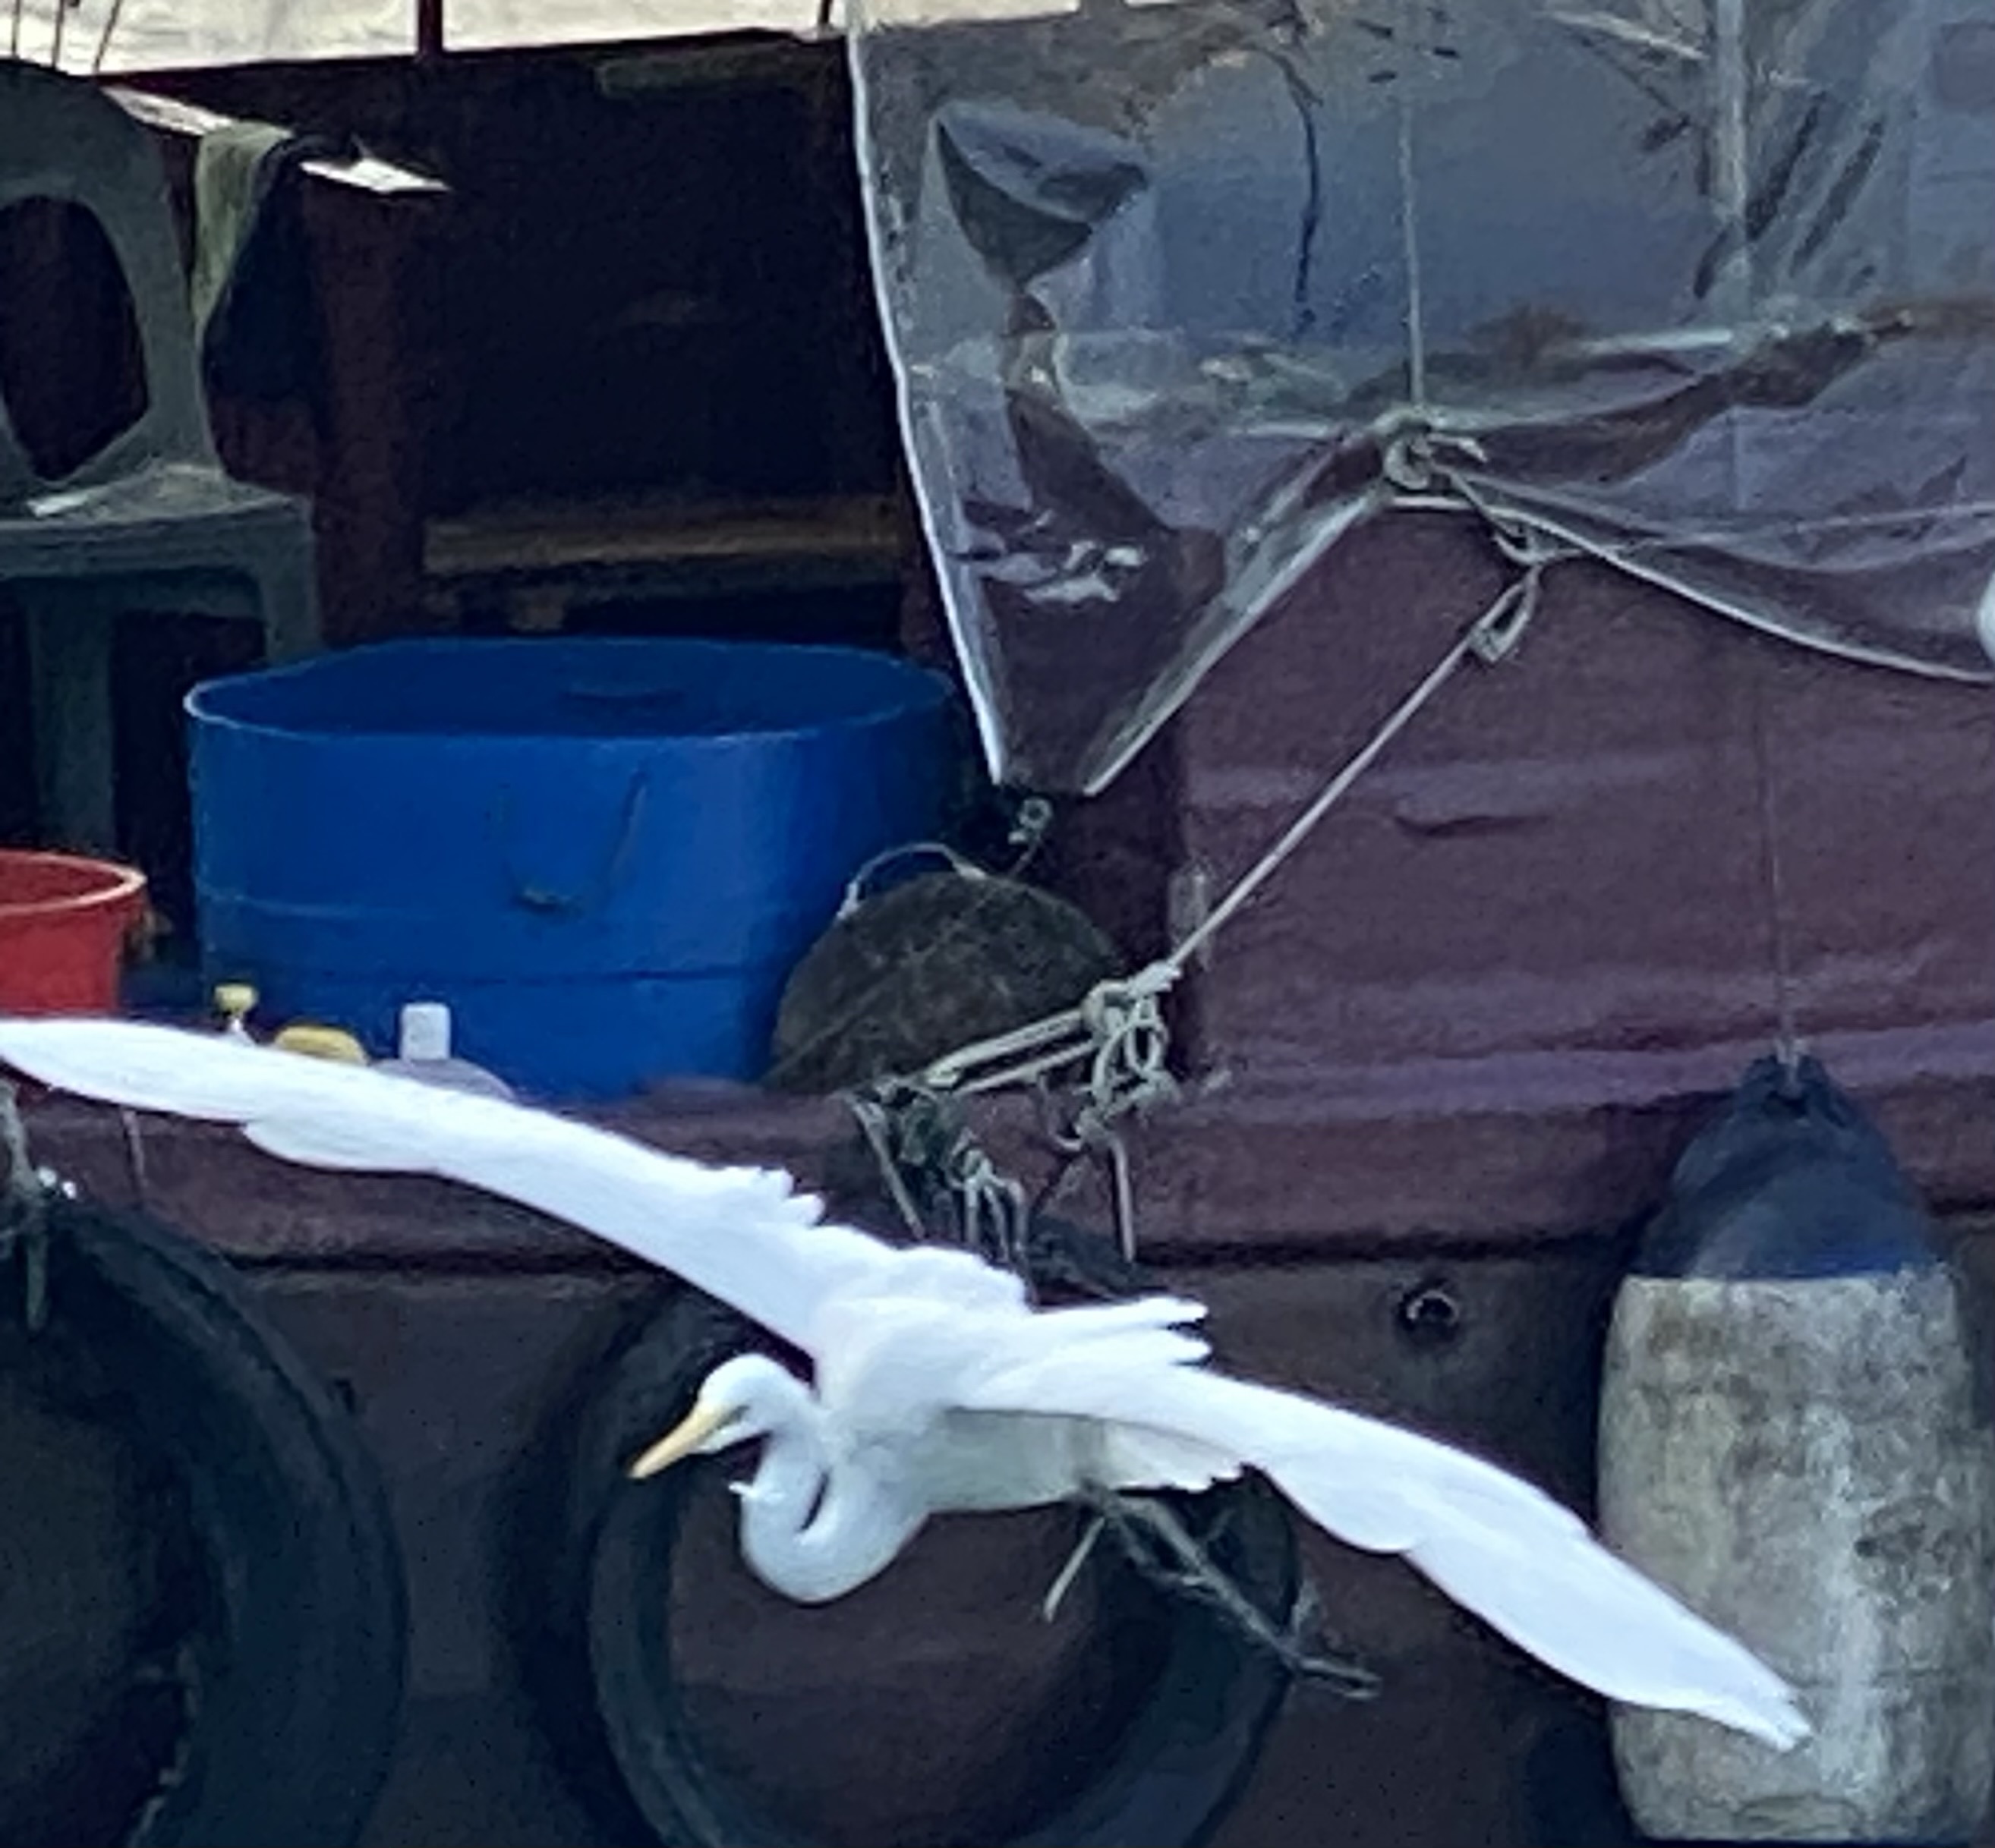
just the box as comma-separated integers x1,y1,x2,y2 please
398,1001,454,1064
377,1002,515,1100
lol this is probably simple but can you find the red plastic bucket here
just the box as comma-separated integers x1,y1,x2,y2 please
0,851,148,1015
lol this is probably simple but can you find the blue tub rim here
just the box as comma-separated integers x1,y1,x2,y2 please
185,636,957,748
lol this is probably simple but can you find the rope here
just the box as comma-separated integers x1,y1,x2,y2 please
0,1080,56,1332
953,1143,1030,1277
878,534,1552,1265
1397,84,1426,410
847,414,1572,1268
93,0,131,73
1747,641,1806,1082
1169,574,1538,974
844,1075,1038,1289
921,552,1549,1111
1080,1484,1379,1695
118,1106,152,1210
844,1090,928,1240
834,838,991,921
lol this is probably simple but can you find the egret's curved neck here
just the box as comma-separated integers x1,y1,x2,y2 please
735,1384,924,1605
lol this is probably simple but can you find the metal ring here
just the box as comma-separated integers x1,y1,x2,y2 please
1397,1278,1464,1349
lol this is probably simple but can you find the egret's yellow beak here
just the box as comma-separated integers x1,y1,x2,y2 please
627,1399,739,1480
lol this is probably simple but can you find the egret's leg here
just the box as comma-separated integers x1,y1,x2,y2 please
1084,1486,1380,1697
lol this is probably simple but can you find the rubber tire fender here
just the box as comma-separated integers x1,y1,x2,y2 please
518,1288,1298,1848
29,1195,408,1848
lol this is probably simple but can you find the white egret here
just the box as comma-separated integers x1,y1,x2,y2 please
0,1015,1809,1749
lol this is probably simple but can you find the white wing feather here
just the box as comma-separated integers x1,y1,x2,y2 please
0,1016,1022,1353
960,1342,1811,1751
1,1016,1807,1748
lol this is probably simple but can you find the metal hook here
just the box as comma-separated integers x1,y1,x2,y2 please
1007,795,1053,858
836,839,985,921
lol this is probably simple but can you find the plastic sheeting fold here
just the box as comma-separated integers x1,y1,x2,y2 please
850,0,1995,792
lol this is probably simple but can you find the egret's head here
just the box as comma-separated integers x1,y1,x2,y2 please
626,1354,800,1481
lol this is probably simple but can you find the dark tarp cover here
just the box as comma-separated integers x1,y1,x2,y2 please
849,0,1995,792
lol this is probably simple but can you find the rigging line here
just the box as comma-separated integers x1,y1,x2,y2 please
1166,578,1534,974
1397,80,1427,408
94,0,131,74
1747,639,1804,1075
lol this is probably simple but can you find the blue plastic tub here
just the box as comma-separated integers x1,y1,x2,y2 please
187,638,953,1100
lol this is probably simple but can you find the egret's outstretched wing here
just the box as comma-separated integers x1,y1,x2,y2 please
0,1016,1022,1353
0,1022,1806,1746
960,1345,1811,1750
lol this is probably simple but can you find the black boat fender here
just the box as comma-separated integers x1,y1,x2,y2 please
0,1188,407,1848
514,1286,1302,1848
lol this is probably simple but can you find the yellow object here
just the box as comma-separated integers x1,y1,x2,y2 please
273,1024,369,1065
213,982,258,1040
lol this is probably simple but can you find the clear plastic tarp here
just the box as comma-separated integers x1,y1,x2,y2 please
446,0,825,52
7,0,416,71
849,0,1995,793
3,0,821,72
